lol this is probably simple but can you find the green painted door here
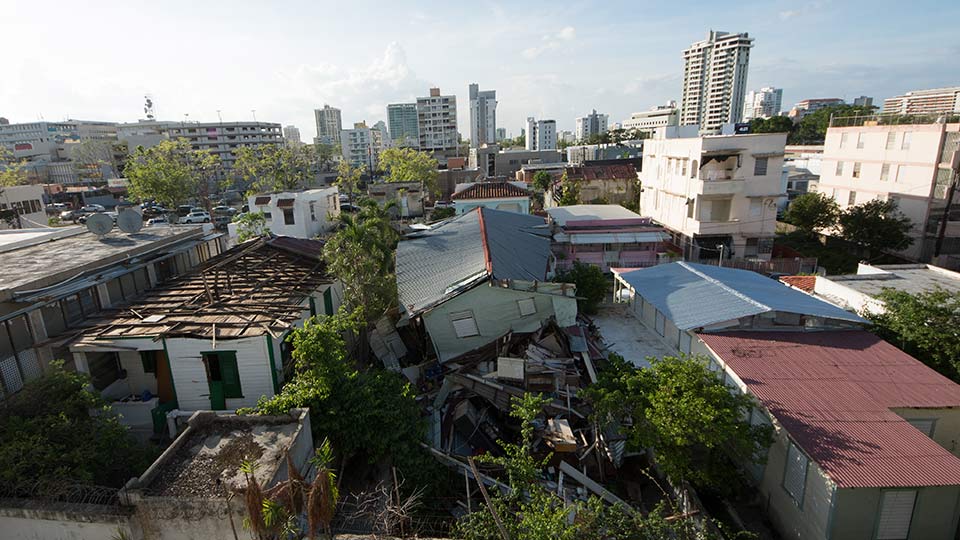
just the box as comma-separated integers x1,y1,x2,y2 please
208,380,226,410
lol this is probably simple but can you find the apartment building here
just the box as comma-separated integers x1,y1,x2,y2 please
468,84,497,148
742,87,783,120
639,128,786,260
0,120,116,160
416,87,458,154
812,117,960,262
314,104,343,145
621,102,679,135
680,31,753,133
575,110,608,141
883,86,960,116
340,122,381,170
387,103,420,148
283,125,302,146
787,98,844,120
165,121,283,174
525,117,557,151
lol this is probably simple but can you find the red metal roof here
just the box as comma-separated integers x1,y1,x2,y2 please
451,182,530,200
699,330,960,488
779,275,816,293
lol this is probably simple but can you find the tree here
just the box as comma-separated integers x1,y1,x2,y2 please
790,104,876,145
555,261,607,315
233,144,315,193
838,198,913,256
378,147,440,197
749,116,795,135
0,362,157,491
558,171,580,206
867,288,960,382
0,146,28,187
431,206,455,220
125,138,220,208
784,192,840,235
233,211,271,242
315,143,338,172
335,160,364,208
583,354,772,493
531,170,553,193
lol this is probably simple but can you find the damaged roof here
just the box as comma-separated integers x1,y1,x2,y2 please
614,262,866,330
73,236,333,342
397,207,551,315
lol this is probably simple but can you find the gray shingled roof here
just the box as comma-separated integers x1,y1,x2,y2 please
396,208,550,315
616,262,866,330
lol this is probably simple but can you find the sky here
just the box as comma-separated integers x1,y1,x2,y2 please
2,0,959,141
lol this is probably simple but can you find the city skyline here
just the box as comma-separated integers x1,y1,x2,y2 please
2,0,958,140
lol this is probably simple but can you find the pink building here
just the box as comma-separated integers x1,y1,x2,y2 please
546,205,671,272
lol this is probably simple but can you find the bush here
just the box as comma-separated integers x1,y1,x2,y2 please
555,260,607,314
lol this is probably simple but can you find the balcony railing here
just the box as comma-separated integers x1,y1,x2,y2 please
830,113,960,128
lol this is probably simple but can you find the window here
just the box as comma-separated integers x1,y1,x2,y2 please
880,163,891,181
886,131,897,150
283,208,295,225
263,212,272,220
687,198,695,218
835,161,844,176
848,191,857,206
876,490,916,540
856,133,865,149
203,351,242,398
517,298,537,317
700,198,731,222
901,131,912,150
840,132,849,148
894,165,902,183
782,442,808,506
139,351,157,374
310,202,317,222
906,418,936,437
853,162,861,178
753,157,768,176
450,310,480,338
690,160,698,178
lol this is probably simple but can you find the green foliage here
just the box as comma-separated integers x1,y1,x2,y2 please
477,394,552,490
790,105,877,145
0,146,29,187
315,143,338,171
838,198,913,256
784,192,840,235
233,211,270,242
335,160,364,206
0,362,158,489
125,138,220,208
748,116,795,135
867,288,960,382
555,260,607,315
233,144,316,193
532,170,553,193
431,206,456,220
583,354,772,493
378,147,440,196
558,172,580,206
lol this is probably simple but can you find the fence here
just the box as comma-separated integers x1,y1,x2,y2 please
691,257,819,276
830,113,960,128
0,480,122,507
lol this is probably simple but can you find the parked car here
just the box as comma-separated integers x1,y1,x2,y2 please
177,205,193,217
60,209,79,222
79,204,106,213
211,205,237,216
142,205,169,217
433,200,452,209
46,202,69,214
146,216,169,226
181,211,211,223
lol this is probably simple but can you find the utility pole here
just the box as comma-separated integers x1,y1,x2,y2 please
934,150,960,258
718,244,724,266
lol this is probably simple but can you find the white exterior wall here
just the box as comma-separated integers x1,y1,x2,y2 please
0,184,47,229
680,31,753,132
622,107,679,133
247,187,340,239
812,277,883,315
165,336,275,412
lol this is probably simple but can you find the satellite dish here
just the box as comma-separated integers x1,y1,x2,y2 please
85,213,113,237
117,209,143,233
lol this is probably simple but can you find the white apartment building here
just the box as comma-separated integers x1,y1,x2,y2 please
575,110,609,141
233,187,341,240
812,118,960,262
742,87,783,120
639,128,787,260
680,30,753,133
787,98,844,120
416,88,458,154
340,122,381,171
165,121,283,174
525,117,557,151
622,102,679,134
468,84,497,148
314,105,343,145
883,87,960,116
283,125,302,146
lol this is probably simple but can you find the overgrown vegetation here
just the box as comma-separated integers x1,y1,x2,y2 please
233,211,271,242
838,198,913,257
784,192,840,236
750,104,877,144
558,171,580,206
125,138,220,208
0,363,157,490
233,144,317,193
431,206,456,220
554,260,607,315
0,146,28,187
335,161,364,207
531,170,553,193
378,147,439,197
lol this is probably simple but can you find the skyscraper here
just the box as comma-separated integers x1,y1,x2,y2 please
525,117,557,151
387,103,419,148
314,104,342,145
680,30,753,132
416,88,458,154
283,125,302,146
742,87,783,120
574,110,608,141
468,83,497,147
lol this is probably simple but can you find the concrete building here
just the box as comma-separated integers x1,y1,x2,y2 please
622,102,679,135
387,103,420,148
525,117,557,151
116,120,177,153
547,205,669,272
883,86,960,116
787,98,845,120
780,145,823,212
283,125,302,146
495,127,507,142
417,87,459,154
373,120,391,149
469,144,562,179
165,121,283,175
639,128,787,260
468,83,497,148
558,130,576,144
575,109,609,141
566,142,643,165
680,30,754,133
340,122,381,170
811,116,960,262
451,181,531,215
544,163,640,208
742,87,783,120
367,181,423,217
314,104,342,145
853,95,874,108
0,185,46,229
0,120,115,161
234,187,341,240
814,262,960,315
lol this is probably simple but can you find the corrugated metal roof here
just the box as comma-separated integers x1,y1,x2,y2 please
276,198,295,208
396,208,550,315
450,182,530,200
558,231,668,245
615,262,865,330
253,195,271,205
699,331,960,488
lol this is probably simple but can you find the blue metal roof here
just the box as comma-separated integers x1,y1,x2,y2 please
616,262,867,330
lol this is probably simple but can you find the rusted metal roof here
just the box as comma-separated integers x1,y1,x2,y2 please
451,182,530,200
276,198,295,208
253,195,271,205
566,164,637,181
699,330,960,488
778,275,816,293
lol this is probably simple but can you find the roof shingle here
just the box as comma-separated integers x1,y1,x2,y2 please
451,182,530,200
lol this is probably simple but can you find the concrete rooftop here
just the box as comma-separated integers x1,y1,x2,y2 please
590,303,673,369
830,264,960,297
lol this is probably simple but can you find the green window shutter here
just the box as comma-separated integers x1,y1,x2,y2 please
219,352,243,398
140,351,157,374
323,287,334,315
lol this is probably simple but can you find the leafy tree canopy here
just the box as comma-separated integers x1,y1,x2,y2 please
335,160,364,207
233,144,316,194
125,138,219,208
838,198,913,255
558,171,581,206
233,211,271,242
784,192,840,235
790,104,876,145
748,116,795,134
555,261,607,315
531,170,553,193
0,146,29,187
378,147,439,196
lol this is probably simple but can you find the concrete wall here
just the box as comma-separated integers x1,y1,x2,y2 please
812,276,883,315
830,485,960,540
165,335,275,411
0,504,140,540
422,282,577,363
892,406,960,456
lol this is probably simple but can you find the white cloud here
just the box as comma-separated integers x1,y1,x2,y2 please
522,26,576,59
779,10,801,20
558,26,576,41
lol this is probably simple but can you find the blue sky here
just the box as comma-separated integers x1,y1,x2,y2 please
2,0,958,140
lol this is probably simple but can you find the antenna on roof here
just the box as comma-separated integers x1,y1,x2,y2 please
85,213,113,238
117,209,143,234
144,95,155,120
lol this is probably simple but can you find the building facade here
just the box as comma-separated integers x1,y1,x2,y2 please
387,103,420,148
165,121,283,174
639,129,786,260
742,87,783,120
525,117,557,151
468,83,497,148
239,187,341,239
469,144,562,179
787,98,845,120
575,110,609,141
416,88,459,154
314,104,343,145
882,86,960,116
622,103,679,134
340,122,381,170
283,125,302,146
680,30,753,133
